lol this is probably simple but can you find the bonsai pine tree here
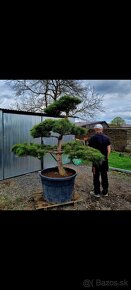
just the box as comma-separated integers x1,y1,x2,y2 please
12,95,104,176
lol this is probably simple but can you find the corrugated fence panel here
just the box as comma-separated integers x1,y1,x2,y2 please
4,113,41,178
0,113,76,178
62,134,75,165
63,135,75,143
0,110,3,180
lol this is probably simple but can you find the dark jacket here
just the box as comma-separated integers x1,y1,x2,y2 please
88,133,111,158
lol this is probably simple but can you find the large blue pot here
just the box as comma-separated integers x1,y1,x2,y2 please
39,167,77,203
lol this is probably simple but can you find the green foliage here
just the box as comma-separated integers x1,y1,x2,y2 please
44,95,81,116
12,122,103,164
111,117,126,126
62,140,105,166
12,118,88,160
44,103,61,116
52,119,87,136
30,118,87,138
70,124,88,136
12,143,53,159
30,119,55,138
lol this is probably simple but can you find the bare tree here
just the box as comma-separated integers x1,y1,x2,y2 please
6,80,104,119
7,80,83,111
71,86,104,120
7,80,51,112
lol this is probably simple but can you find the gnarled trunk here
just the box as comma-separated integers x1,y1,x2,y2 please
56,136,67,176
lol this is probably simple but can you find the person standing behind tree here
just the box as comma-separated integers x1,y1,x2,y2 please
88,124,111,198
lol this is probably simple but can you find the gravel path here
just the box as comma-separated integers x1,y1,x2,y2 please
0,165,131,210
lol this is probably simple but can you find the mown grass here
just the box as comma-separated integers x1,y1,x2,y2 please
108,151,131,170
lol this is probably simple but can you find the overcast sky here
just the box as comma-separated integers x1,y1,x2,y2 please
0,80,131,124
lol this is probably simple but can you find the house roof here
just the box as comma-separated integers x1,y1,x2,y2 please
75,121,87,126
87,121,109,126
76,121,109,127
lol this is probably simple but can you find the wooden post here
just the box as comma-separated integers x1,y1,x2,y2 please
41,139,44,170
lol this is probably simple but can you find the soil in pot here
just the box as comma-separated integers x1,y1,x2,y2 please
41,167,74,178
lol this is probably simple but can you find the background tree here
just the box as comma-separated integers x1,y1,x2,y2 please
7,80,104,120
111,116,126,126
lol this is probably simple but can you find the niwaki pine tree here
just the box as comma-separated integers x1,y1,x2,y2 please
12,96,104,176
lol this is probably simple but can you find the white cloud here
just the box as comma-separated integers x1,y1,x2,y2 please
84,81,131,124
0,80,14,107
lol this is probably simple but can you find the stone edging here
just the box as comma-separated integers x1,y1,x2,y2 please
109,167,131,174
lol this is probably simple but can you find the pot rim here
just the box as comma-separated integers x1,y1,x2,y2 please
39,167,77,181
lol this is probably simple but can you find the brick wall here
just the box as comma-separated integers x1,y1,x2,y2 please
126,129,131,152
104,129,127,151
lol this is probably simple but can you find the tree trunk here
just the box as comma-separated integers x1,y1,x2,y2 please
56,137,67,176
45,80,49,108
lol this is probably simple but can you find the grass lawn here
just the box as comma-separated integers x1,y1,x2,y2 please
108,151,131,170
